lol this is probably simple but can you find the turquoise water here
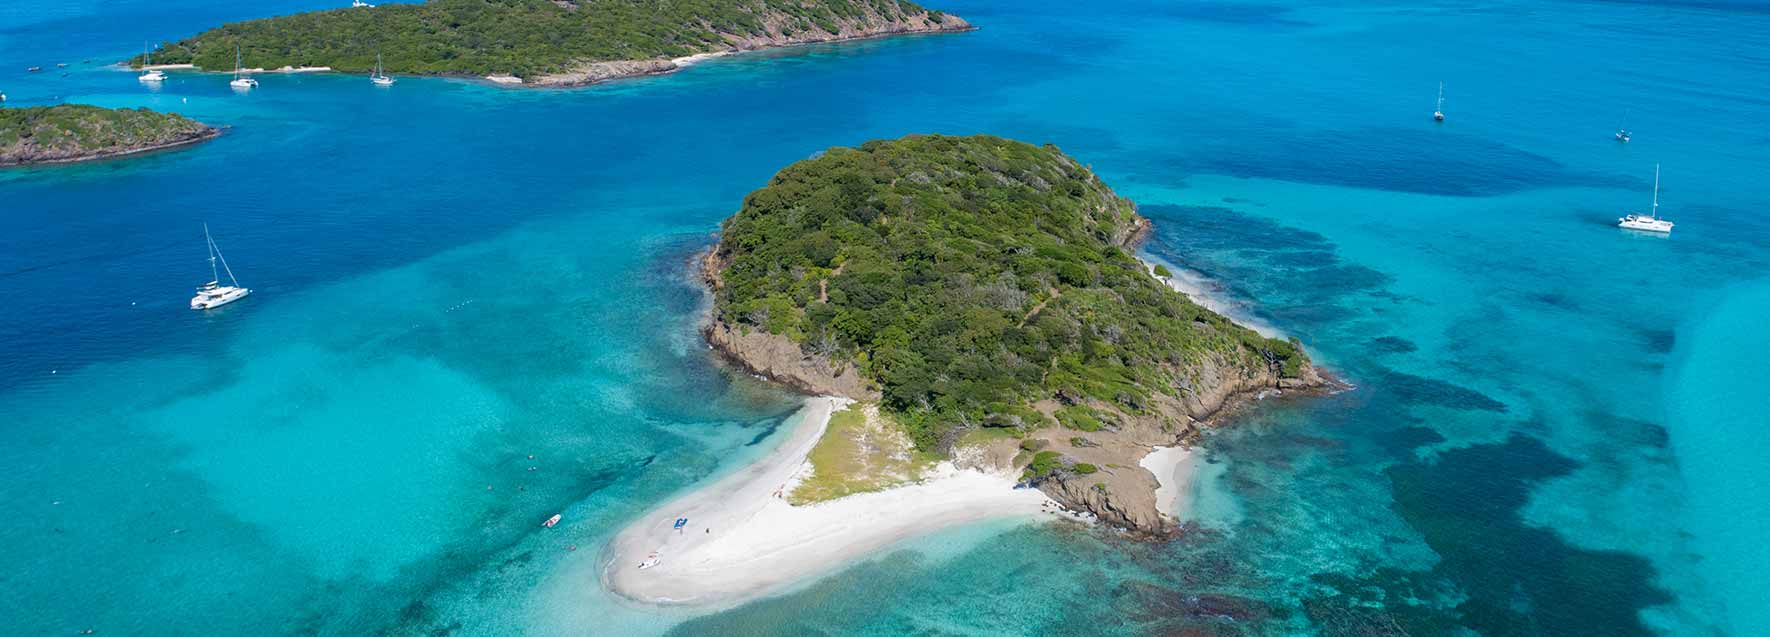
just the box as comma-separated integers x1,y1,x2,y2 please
4,0,1768,634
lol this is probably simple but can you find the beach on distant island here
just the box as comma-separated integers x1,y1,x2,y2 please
601,396,1056,608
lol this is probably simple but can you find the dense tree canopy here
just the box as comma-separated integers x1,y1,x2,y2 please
133,0,954,79
714,135,1308,448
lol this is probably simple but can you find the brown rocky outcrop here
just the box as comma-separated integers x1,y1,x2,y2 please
533,6,971,87
1020,356,1330,538
700,249,882,400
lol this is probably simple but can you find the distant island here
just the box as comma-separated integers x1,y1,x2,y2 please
1,105,218,167
701,134,1323,533
604,135,1323,606
132,0,971,87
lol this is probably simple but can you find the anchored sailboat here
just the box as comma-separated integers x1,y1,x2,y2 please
1615,111,1631,143
1618,164,1674,234
229,45,258,89
371,53,394,86
1433,82,1445,122
138,42,166,83
190,224,252,310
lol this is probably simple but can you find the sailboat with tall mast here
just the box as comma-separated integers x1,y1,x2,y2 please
1615,110,1631,142
1618,164,1674,234
138,42,166,82
190,224,253,310
229,45,258,89
1433,82,1446,122
370,52,394,86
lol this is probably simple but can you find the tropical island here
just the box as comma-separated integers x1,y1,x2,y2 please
1,104,218,167
132,0,971,87
603,134,1323,607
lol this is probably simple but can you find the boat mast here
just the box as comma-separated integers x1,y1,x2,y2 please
1436,82,1444,112
234,45,242,80
1651,163,1661,219
204,223,219,284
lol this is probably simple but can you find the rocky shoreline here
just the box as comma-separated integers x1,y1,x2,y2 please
529,12,973,87
696,237,1332,537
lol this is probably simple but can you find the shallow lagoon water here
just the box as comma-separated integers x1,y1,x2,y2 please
4,0,1768,634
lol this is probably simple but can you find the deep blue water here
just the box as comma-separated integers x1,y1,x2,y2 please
4,1,1767,634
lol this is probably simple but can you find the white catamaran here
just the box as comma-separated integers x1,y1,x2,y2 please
1433,82,1446,122
1618,164,1674,234
371,53,394,86
191,224,252,310
138,42,166,82
229,45,258,89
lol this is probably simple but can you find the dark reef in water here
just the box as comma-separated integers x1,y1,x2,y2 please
1305,434,1673,636
1372,369,1508,412
1369,335,1419,354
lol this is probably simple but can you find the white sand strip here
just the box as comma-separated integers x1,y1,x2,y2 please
669,51,733,67
1139,445,1199,521
601,396,1051,608
1140,254,1287,339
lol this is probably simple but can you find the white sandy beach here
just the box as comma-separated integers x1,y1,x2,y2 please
1139,445,1199,521
601,396,1052,608
1141,254,1287,339
669,51,734,67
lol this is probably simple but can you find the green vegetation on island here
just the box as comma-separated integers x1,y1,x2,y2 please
134,0,966,80
1,105,216,167
709,134,1311,452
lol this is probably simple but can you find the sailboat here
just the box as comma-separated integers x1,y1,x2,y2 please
1615,111,1631,143
138,42,166,82
1433,82,1446,122
191,224,252,310
1618,164,1674,234
229,45,258,89
370,53,394,86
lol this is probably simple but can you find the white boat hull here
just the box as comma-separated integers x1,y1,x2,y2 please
230,78,257,89
1618,216,1673,233
139,72,166,82
191,286,251,310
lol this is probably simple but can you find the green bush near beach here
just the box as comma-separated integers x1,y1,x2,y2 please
712,135,1310,450
134,0,952,79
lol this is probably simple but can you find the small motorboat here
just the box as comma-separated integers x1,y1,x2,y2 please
27,66,42,72
542,513,562,528
1433,81,1446,122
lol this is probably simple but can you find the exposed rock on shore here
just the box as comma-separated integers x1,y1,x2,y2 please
533,9,971,87
701,250,881,400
